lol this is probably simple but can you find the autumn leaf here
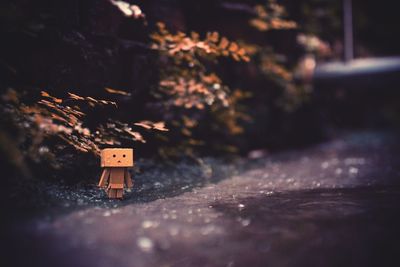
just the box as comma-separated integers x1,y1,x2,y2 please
110,0,145,19
126,129,146,143
219,37,229,50
134,121,152,129
153,122,169,131
68,92,85,101
105,87,131,96
134,121,169,131
41,91,62,103
228,42,239,52
207,31,219,43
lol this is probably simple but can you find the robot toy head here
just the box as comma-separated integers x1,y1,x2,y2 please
101,148,134,167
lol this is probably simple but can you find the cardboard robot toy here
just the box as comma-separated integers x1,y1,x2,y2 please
98,148,134,199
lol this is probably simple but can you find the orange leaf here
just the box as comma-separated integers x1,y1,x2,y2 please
228,42,239,52
219,37,229,49
68,92,85,100
153,121,169,131
134,121,152,129
105,87,131,96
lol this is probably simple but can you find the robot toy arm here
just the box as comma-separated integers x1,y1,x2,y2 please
98,168,110,188
124,169,133,188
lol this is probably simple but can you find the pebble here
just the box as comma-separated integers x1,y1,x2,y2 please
349,167,359,175
137,237,154,252
103,211,111,217
142,220,159,229
239,218,251,227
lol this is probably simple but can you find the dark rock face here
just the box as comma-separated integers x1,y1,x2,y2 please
1,0,153,94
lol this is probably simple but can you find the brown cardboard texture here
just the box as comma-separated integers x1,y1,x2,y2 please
101,148,134,167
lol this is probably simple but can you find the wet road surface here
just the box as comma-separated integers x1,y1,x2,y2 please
2,132,400,267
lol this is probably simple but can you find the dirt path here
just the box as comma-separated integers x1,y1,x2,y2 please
2,132,400,267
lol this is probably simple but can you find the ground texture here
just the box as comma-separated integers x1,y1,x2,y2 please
2,131,400,267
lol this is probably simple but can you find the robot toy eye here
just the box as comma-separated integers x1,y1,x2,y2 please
123,154,126,157
113,154,116,157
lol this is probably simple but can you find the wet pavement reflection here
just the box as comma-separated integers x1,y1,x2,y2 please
1,131,400,267
211,187,400,267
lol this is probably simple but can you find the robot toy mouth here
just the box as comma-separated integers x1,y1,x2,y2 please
118,160,121,163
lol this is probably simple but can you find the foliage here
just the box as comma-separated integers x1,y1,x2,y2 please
150,22,253,155
150,22,250,110
110,0,145,20
0,88,168,170
249,0,297,32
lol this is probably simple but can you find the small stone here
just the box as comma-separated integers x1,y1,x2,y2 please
321,161,329,169
240,218,251,227
103,211,111,217
111,209,120,214
200,225,216,235
349,167,359,175
137,237,154,252
142,220,158,229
